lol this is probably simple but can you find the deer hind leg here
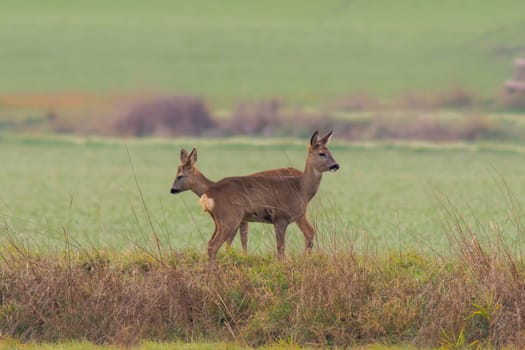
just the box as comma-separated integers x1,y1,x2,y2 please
207,211,242,268
274,219,289,261
207,217,222,270
296,215,315,253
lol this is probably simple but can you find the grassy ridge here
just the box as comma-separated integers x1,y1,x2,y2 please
1,0,524,103
1,136,525,254
1,227,524,348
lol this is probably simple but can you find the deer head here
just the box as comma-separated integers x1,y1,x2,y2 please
170,148,198,194
307,130,340,174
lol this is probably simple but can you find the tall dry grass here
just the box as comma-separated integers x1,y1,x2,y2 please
1,210,524,348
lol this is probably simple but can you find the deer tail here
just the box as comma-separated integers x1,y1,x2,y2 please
199,194,214,212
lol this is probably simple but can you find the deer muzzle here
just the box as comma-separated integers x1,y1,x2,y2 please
330,163,340,172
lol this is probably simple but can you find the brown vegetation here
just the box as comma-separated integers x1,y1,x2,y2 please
227,99,282,136
115,96,215,137
1,201,525,349
501,90,525,110
1,88,525,142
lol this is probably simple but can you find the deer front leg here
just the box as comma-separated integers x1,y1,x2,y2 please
295,215,315,252
274,219,289,261
224,221,248,254
225,237,233,250
225,229,236,250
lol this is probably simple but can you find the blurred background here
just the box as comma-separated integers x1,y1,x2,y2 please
1,0,525,142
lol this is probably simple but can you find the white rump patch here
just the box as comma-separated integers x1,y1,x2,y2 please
199,194,214,212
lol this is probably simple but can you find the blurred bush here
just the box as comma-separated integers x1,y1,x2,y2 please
115,96,215,137
227,99,281,136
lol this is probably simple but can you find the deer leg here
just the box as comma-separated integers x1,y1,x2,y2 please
224,221,247,253
207,219,221,270
239,221,248,254
296,215,315,253
274,219,289,261
207,212,242,268
225,229,236,250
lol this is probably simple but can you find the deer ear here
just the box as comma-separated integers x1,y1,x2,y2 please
320,130,333,145
180,148,189,162
310,131,320,147
188,148,197,165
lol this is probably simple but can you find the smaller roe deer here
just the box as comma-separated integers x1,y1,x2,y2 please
200,131,339,267
170,148,315,253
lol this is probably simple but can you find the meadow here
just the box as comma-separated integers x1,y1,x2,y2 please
1,135,525,256
1,0,524,104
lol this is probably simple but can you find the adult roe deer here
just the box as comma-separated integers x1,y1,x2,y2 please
199,131,339,267
170,148,317,253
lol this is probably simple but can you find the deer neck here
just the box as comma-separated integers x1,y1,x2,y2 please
192,170,215,197
302,159,322,201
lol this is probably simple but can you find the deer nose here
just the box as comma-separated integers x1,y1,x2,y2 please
330,164,340,172
170,188,180,194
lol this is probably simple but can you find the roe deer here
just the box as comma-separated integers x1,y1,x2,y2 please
200,131,339,267
170,148,315,253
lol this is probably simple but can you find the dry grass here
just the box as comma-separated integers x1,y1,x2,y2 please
1,215,524,348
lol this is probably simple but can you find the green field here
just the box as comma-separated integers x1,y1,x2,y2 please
1,0,524,103
2,136,525,256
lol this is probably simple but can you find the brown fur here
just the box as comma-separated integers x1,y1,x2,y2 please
201,131,339,267
170,148,308,253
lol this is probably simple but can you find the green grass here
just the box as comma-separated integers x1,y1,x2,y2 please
2,135,525,255
1,0,524,104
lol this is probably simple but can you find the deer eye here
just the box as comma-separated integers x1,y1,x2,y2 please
319,152,327,157
176,175,183,181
